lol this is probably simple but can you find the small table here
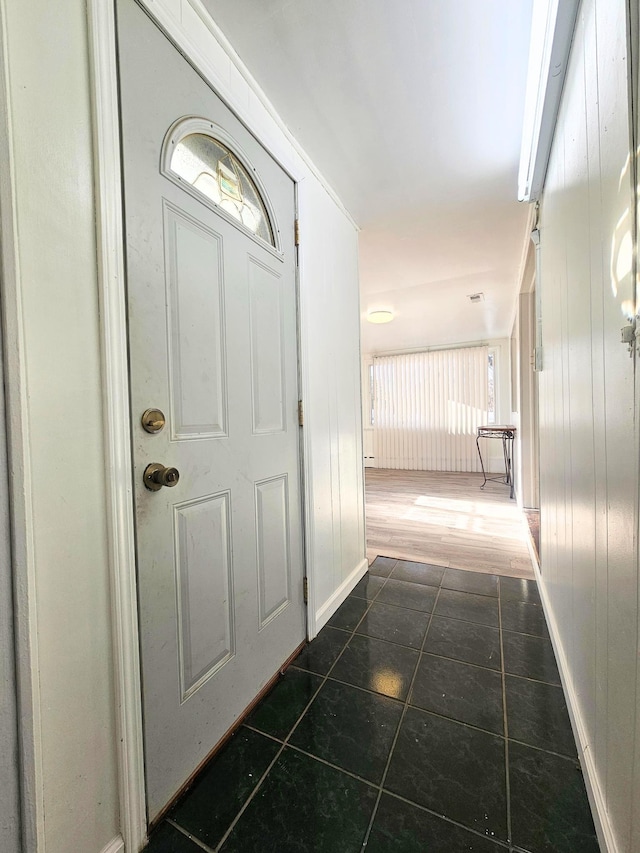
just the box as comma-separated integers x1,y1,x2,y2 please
476,425,516,499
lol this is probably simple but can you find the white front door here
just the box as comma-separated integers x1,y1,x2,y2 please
117,0,306,819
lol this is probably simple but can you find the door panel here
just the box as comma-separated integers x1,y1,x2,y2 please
116,0,305,819
255,474,292,627
248,258,287,434
165,203,228,439
175,491,234,700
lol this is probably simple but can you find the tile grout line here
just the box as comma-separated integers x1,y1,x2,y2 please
282,667,579,762
166,560,528,853
359,570,445,851
348,608,556,683
285,742,383,788
304,670,505,739
210,741,286,851
501,670,562,688
167,818,216,853
366,595,547,637
332,621,432,652
167,562,540,852
498,577,513,848
210,561,399,852
352,566,551,846
250,725,517,851
380,789,512,851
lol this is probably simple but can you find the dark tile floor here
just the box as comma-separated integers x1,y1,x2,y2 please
144,557,600,853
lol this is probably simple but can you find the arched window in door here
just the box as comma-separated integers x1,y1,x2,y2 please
162,118,276,248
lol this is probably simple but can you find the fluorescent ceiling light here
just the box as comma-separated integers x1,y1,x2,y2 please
367,310,394,324
518,0,580,202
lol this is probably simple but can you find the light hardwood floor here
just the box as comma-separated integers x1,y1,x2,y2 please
366,468,534,579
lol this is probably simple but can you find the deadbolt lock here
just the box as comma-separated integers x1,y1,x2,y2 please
144,462,180,491
141,408,166,434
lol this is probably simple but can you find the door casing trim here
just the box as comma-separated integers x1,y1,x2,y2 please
0,0,45,846
88,0,147,849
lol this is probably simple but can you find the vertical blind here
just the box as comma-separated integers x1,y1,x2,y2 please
373,346,489,471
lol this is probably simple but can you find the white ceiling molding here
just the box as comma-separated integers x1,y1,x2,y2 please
518,0,581,202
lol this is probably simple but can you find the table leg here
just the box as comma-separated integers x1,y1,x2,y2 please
476,435,488,489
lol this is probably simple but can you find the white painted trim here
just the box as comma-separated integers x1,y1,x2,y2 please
315,558,368,633
354,250,368,587
0,1,45,848
507,203,537,335
534,563,620,853
524,517,539,573
301,429,318,639
296,234,316,640
100,834,126,853
87,2,147,850
632,0,640,843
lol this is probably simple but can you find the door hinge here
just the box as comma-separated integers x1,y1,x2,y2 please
303,577,308,604
294,219,300,246
533,346,543,372
298,399,304,426
621,324,635,356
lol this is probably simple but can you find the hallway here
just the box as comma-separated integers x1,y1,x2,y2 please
144,558,598,852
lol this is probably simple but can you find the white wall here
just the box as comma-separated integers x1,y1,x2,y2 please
1,1,120,851
300,177,366,630
1,0,366,847
511,245,539,509
537,0,640,849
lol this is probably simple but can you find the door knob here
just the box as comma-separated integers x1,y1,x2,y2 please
144,462,180,491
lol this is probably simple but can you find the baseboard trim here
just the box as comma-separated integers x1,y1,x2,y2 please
533,563,619,853
524,522,540,573
315,558,368,632
100,835,125,853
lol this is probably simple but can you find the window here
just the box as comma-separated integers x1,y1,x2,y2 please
167,125,275,247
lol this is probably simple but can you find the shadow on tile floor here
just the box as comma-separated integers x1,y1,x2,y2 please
143,557,599,853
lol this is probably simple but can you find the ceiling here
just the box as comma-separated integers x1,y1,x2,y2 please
202,0,534,353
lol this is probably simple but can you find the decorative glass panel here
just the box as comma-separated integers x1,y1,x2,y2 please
169,133,274,246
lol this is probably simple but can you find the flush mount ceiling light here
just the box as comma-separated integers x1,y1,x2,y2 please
367,310,394,324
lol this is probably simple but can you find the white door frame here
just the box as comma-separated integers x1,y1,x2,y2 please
87,2,147,848
0,1,45,846
88,0,323,848
0,209,22,853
